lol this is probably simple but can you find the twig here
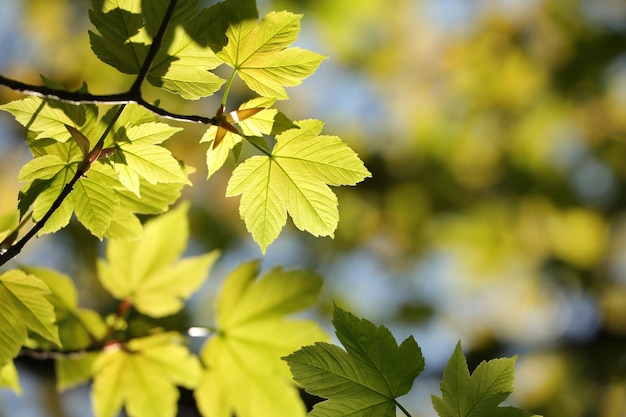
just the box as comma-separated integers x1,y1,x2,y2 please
0,0,217,267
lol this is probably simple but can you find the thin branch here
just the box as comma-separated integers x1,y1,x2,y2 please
0,0,222,267
0,104,126,267
0,76,218,125
129,0,179,94
0,171,82,267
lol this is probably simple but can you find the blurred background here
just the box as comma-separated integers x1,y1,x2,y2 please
1,0,626,416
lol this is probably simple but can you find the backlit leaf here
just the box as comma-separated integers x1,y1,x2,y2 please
0,270,59,368
226,119,371,252
97,202,218,317
19,267,106,352
90,0,224,99
217,10,325,99
194,260,327,417
0,96,82,142
92,332,201,417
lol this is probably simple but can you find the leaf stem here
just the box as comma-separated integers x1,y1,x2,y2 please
221,68,238,106
395,400,413,417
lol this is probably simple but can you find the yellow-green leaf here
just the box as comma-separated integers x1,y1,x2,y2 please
56,353,99,392
194,260,327,417
92,332,201,417
97,202,219,317
218,10,325,99
0,270,60,368
226,119,371,252
0,362,21,395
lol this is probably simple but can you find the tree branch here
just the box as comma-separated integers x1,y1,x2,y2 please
129,0,179,94
0,76,217,125
0,0,221,267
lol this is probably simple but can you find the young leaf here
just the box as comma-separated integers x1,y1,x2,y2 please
432,342,535,417
217,10,326,99
194,260,327,417
226,119,371,252
0,270,60,368
92,332,201,417
284,306,424,417
97,202,219,317
202,98,277,179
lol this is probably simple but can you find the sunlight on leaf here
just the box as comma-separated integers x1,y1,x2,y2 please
92,332,201,417
0,270,59,368
226,119,371,252
0,362,21,395
217,10,326,99
195,260,327,417
97,201,219,317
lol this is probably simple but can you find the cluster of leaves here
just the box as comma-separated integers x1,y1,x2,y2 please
286,307,537,417
0,204,328,417
0,0,537,416
0,0,370,252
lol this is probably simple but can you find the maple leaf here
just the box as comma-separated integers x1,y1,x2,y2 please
92,332,201,417
217,7,326,99
194,260,327,417
226,119,371,252
285,306,424,417
0,270,60,368
432,342,537,417
89,0,224,99
97,202,219,317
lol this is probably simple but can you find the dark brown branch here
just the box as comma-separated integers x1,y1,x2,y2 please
0,0,222,268
0,171,83,267
0,76,217,125
130,0,179,94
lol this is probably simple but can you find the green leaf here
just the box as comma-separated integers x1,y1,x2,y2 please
0,96,83,142
19,267,106,352
0,270,60,368
226,119,371,252
431,342,535,417
92,332,201,417
89,0,224,99
194,260,327,417
111,122,189,196
70,164,121,239
89,0,150,74
56,353,99,392
97,202,219,317
218,10,326,99
284,306,424,417
0,362,21,395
